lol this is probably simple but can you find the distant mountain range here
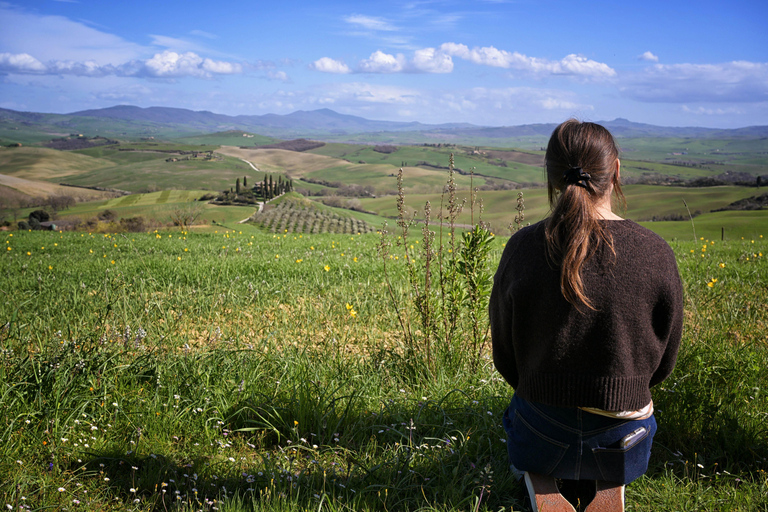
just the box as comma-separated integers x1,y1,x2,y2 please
2,105,767,142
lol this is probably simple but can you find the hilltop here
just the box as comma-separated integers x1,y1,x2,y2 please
3,106,768,146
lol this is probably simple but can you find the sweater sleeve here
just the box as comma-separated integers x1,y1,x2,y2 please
490,243,519,388
648,247,685,388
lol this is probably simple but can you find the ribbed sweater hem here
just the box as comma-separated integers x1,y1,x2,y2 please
515,373,652,411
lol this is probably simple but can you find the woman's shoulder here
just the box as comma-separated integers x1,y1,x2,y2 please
609,220,671,247
608,220,679,269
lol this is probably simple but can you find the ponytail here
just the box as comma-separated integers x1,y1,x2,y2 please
544,120,624,310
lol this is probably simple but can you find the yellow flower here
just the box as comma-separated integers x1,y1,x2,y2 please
26,251,31,256
48,265,52,270
719,263,725,268
324,265,330,271
275,254,279,259
111,260,116,264
707,282,714,288
346,303,353,310
349,309,357,318
296,259,303,263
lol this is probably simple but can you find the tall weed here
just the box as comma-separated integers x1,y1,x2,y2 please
379,155,497,376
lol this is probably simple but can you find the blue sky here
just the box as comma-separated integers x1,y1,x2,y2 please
1,0,766,128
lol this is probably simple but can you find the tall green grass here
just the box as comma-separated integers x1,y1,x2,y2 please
1,220,767,510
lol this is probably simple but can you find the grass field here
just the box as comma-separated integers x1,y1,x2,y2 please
1,223,766,511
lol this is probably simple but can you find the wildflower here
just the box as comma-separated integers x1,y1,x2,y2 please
324,265,330,271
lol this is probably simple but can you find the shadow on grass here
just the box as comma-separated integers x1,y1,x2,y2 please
71,391,527,511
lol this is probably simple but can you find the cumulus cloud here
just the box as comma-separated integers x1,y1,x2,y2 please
359,51,405,73
638,51,659,62
440,43,616,78
312,48,453,75
621,61,768,103
0,50,243,78
310,57,351,74
0,52,47,73
411,48,453,73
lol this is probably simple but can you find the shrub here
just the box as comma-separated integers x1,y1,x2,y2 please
119,216,147,232
28,209,50,223
98,209,118,221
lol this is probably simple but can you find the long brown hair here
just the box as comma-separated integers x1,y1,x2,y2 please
544,119,625,310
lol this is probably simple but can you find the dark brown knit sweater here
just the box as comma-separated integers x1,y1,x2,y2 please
490,219,684,411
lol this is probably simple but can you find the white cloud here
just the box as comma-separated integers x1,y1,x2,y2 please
359,51,405,73
621,61,768,103
266,70,289,82
141,51,241,77
0,50,242,79
0,53,47,73
638,51,659,62
202,58,242,75
440,43,616,79
344,14,398,32
310,57,351,74
411,48,454,73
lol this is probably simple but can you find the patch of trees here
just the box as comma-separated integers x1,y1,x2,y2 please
253,139,325,152
210,174,294,206
60,183,130,196
477,180,543,191
373,145,398,154
712,193,768,212
642,211,702,222
45,136,117,150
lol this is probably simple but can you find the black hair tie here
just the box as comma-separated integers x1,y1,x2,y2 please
563,166,591,188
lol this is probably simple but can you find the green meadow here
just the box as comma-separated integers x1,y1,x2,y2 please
2,132,768,510
1,224,766,511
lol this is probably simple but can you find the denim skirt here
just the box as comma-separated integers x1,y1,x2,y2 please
502,393,657,485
